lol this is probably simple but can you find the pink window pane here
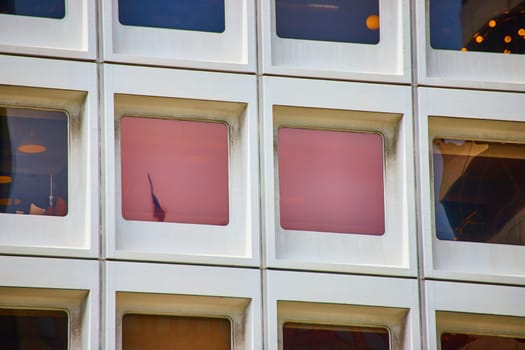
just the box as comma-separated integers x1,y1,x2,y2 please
278,128,385,235
120,117,229,225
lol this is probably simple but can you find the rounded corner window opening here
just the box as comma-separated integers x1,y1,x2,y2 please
275,0,380,45
282,322,390,350
120,116,230,226
0,0,66,19
430,0,525,54
122,313,232,350
277,127,385,235
0,308,69,350
432,137,525,246
0,106,69,217
117,0,226,34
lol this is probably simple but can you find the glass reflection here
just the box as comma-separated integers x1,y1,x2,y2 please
118,0,225,33
0,309,68,350
442,333,525,350
0,0,65,19
276,0,380,44
283,322,390,350
278,128,385,235
122,314,231,350
433,138,525,245
431,0,525,54
120,117,229,225
0,107,68,216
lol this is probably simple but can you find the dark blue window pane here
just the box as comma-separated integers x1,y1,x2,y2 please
276,0,380,44
0,0,65,19
118,0,225,33
430,0,525,54
433,138,525,246
283,323,390,350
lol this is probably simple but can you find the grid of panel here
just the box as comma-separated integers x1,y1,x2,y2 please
0,1,524,349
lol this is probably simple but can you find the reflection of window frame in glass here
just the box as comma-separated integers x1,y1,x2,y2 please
261,77,416,276
0,55,99,258
265,270,421,350
107,261,261,350
0,255,100,350
102,0,255,72
260,0,410,82
424,280,525,350
0,0,96,59
103,65,259,266
418,87,525,285
416,0,525,90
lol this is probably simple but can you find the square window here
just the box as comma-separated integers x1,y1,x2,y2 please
120,117,229,225
278,127,384,235
122,314,231,350
430,0,525,54
283,322,389,350
0,0,65,19
118,0,225,33
0,308,68,350
433,138,525,246
0,107,68,217
275,0,379,44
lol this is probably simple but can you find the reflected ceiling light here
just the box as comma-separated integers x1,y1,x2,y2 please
366,15,380,31
307,3,339,9
18,130,47,154
0,176,11,184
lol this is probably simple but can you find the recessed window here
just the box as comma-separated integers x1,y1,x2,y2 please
118,0,225,33
283,322,389,350
0,0,65,19
275,0,380,44
0,308,68,350
278,127,385,235
122,314,231,350
430,0,525,54
441,333,525,350
120,117,229,225
433,138,525,246
0,107,68,216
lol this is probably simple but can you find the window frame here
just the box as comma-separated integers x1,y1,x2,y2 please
103,64,260,266
102,0,256,72
416,0,525,91
0,0,96,59
424,280,525,350
0,55,98,258
261,77,416,276
105,261,262,350
259,0,411,82
265,270,421,350
0,255,99,350
419,87,525,285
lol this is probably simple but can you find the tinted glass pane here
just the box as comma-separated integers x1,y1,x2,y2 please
430,0,525,54
276,0,380,44
0,0,65,19
283,322,389,350
120,117,229,225
0,107,68,216
122,314,231,350
118,0,225,33
0,309,68,350
442,333,525,350
433,138,525,245
278,128,384,235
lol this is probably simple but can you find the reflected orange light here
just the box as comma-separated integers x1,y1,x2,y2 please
504,49,511,54
18,144,47,153
488,20,496,28
475,35,484,43
0,176,11,184
366,15,380,31
0,198,21,206
518,28,525,37
461,47,468,52
504,35,512,43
